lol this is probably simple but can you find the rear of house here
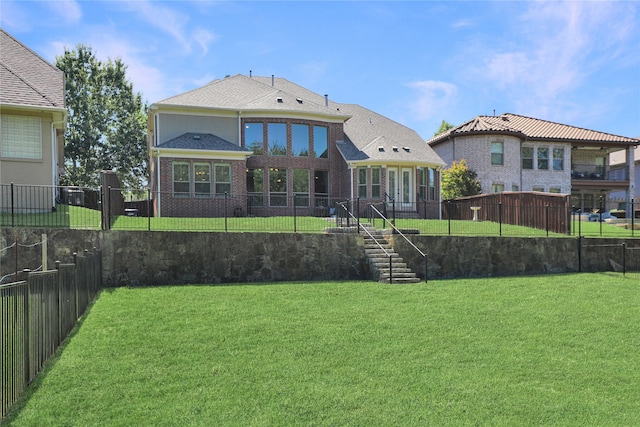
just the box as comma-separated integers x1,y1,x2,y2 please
148,74,446,219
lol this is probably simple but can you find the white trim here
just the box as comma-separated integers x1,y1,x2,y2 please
151,147,251,161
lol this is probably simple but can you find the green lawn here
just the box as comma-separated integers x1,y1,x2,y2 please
5,273,640,426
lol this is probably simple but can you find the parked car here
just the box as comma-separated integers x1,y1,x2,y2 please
588,211,616,222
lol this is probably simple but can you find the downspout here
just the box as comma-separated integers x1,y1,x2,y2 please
156,152,161,217
237,111,242,147
51,118,66,208
349,163,354,200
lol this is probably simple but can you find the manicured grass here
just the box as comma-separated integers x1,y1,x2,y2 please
5,273,640,426
0,205,101,229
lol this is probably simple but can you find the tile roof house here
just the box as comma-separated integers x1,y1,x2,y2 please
1,29,66,211
609,146,640,215
148,74,446,218
427,113,639,212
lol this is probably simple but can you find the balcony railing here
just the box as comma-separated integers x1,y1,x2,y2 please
571,164,629,181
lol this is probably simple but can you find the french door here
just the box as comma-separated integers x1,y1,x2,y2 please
387,167,413,209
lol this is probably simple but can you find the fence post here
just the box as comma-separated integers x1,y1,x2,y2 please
632,199,635,238
55,260,62,345
622,242,627,276
224,192,228,232
10,182,15,227
107,186,112,230
356,197,360,234
389,255,393,284
447,201,451,236
293,194,297,233
599,196,603,237
73,252,79,320
499,202,503,236
147,188,151,232
22,268,30,385
577,236,582,273
545,205,550,237
424,254,428,284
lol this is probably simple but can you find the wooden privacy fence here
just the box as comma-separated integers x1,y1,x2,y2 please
1,249,101,420
443,192,571,235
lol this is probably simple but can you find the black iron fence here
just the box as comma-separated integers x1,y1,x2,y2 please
2,183,639,237
1,250,102,419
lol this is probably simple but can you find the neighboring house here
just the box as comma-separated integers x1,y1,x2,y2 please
0,29,66,211
148,74,445,218
609,145,640,215
427,113,639,212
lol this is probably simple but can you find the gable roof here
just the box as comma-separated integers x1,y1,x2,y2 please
427,113,639,147
154,74,445,168
0,29,65,110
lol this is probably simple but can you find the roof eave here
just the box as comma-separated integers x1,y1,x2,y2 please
151,147,252,160
0,102,67,124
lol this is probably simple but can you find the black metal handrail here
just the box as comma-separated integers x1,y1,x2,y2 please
370,204,428,283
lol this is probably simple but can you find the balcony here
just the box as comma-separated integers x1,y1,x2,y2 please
571,163,629,181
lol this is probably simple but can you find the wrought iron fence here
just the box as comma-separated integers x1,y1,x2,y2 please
2,183,638,237
1,250,102,419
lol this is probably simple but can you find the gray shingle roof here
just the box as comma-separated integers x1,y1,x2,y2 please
157,132,251,152
428,113,639,146
0,29,65,109
154,74,445,167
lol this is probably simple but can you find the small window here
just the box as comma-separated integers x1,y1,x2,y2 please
429,168,436,200
532,186,544,192
537,147,549,170
491,141,504,165
214,164,231,195
173,162,190,196
512,185,519,191
549,188,561,193
418,168,427,200
491,183,504,193
553,148,564,171
522,146,533,170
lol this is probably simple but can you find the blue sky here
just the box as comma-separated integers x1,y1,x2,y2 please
2,1,639,140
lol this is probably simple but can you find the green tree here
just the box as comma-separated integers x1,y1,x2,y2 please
434,119,454,136
56,45,148,188
441,159,482,200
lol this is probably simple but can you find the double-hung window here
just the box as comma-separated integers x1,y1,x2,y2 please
537,147,549,170
553,148,564,171
173,162,190,196
522,146,533,170
357,167,367,198
371,167,381,199
194,163,211,196
214,164,231,195
491,141,504,165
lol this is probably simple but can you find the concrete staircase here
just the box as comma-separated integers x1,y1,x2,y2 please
361,225,421,284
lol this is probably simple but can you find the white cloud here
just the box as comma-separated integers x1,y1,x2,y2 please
45,0,82,24
123,0,217,55
474,1,638,122
406,80,458,121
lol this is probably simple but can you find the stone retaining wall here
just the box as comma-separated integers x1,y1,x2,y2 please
1,229,637,286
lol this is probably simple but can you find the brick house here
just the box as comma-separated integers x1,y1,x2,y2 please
148,74,445,218
427,113,639,212
0,29,66,211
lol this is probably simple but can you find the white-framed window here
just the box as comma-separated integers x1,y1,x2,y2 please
371,167,381,199
537,147,549,170
532,186,544,192
491,141,504,165
172,162,190,196
194,162,211,197
522,146,533,170
512,185,519,191
1,115,42,159
553,148,564,171
214,164,231,195
357,167,367,198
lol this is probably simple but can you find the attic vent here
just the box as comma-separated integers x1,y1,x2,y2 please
501,116,509,121
277,97,283,103
193,134,201,140
378,146,384,152
403,147,410,152
392,146,398,152
296,98,303,104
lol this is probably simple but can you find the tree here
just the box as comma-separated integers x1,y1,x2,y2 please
441,159,482,200
434,119,454,137
56,45,148,188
